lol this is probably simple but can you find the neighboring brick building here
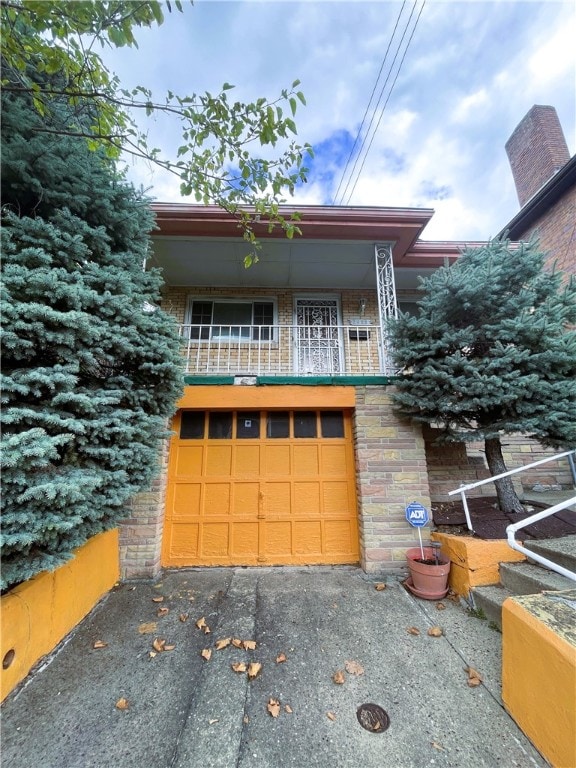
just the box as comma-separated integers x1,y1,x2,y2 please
500,104,575,276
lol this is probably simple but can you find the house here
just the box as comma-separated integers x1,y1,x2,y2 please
119,205,485,579
500,104,576,277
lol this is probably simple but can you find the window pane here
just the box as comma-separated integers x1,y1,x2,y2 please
294,411,317,438
209,411,233,439
237,411,260,439
267,412,290,438
253,302,274,324
213,303,251,340
180,411,205,439
321,411,344,438
190,302,212,340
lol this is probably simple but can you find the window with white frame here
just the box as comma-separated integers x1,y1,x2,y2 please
185,298,276,341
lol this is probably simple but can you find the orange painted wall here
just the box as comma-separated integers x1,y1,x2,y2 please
503,594,576,768
177,384,356,410
1,530,119,702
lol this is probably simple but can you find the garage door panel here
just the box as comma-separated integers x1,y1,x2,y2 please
166,523,199,559
235,445,261,476
206,445,233,475
230,522,259,558
293,521,322,554
262,521,292,557
200,523,229,558
171,484,202,517
320,444,349,475
163,409,358,567
232,482,260,515
204,483,231,515
264,444,291,475
293,482,321,514
324,520,357,554
263,482,291,515
323,481,352,514
174,446,204,476
293,445,319,475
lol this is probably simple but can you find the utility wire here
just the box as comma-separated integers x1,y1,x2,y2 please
331,0,407,206
336,0,426,207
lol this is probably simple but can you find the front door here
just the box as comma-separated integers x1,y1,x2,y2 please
294,297,343,375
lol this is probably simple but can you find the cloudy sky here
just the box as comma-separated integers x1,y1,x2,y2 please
105,0,575,242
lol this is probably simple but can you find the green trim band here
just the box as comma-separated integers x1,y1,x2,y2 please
182,375,397,386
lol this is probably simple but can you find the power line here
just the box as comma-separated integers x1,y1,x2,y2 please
331,1,407,206
335,0,426,207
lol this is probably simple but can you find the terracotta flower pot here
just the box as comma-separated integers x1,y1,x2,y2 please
405,546,451,600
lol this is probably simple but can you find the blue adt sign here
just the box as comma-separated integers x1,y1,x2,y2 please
405,502,429,527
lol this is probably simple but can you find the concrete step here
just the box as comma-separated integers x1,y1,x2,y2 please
522,535,576,574
471,584,510,630
499,561,574,595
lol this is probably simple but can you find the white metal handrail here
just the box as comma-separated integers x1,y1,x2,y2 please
448,449,576,532
506,498,576,582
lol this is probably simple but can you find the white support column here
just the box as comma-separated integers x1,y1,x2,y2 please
375,243,398,375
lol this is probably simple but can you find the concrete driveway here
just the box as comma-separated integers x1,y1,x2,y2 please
1,568,547,767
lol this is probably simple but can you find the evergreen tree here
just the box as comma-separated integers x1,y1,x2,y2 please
389,238,576,514
1,83,183,590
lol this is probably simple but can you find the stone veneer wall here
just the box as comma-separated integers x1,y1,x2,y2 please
119,436,170,580
354,386,432,572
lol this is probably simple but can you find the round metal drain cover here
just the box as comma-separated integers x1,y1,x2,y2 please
356,703,390,733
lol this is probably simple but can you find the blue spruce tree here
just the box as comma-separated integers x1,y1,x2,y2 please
389,238,576,515
1,79,183,590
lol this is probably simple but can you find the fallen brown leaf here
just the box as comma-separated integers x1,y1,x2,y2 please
327,712,336,721
427,626,443,637
151,596,164,603
152,638,166,652
157,607,170,617
275,653,287,664
164,644,176,651
407,626,420,635
149,651,157,658
247,662,262,680
267,698,281,718
201,648,212,661
242,640,256,651
436,602,446,611
374,582,386,591
203,626,211,635
115,697,129,710
138,621,157,634
93,640,108,649
332,670,345,685
431,741,445,751
196,617,207,630
215,638,232,650
231,638,243,648
231,662,248,673
179,613,189,623
345,660,364,676
465,665,483,687
285,704,293,714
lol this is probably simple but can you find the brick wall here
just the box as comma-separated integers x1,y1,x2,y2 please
513,186,576,277
354,386,432,572
119,436,170,579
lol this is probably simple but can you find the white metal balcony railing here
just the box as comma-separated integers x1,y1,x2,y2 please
178,323,394,377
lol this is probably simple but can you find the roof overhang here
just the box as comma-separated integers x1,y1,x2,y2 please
150,204,477,290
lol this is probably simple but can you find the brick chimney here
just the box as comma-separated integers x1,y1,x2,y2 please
505,105,570,207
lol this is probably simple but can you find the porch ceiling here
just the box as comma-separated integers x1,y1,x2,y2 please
150,204,469,291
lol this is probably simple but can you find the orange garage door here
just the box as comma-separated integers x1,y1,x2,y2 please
161,409,359,566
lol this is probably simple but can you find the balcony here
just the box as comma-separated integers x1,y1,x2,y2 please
178,323,395,378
